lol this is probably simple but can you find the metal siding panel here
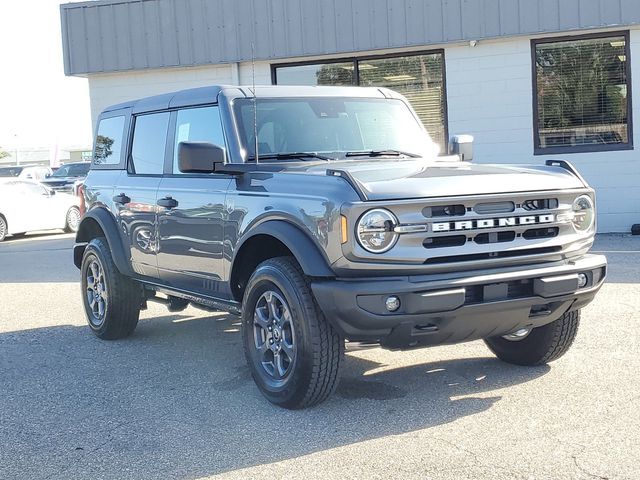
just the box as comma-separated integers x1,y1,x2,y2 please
85,7,103,72
518,0,540,33
159,0,180,66
352,0,371,51
334,0,355,53
113,3,133,70
461,0,482,39
286,0,305,57
538,0,560,31
558,0,581,30
600,0,622,25
482,0,502,37
425,0,444,43
579,0,601,27
498,0,520,35
442,0,462,41
388,0,408,47
127,2,148,69
65,7,89,74
61,0,640,75
405,0,426,46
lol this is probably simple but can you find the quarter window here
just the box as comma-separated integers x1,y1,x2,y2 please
173,106,225,173
131,112,170,175
94,116,125,165
533,33,632,154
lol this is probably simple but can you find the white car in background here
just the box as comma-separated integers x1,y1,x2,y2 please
0,165,52,182
0,180,81,242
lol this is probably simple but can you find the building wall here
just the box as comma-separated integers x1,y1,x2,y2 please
446,27,640,232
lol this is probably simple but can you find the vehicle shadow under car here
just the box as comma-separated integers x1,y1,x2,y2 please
0,310,549,479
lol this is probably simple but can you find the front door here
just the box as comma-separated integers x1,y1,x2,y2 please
115,111,170,278
156,105,231,297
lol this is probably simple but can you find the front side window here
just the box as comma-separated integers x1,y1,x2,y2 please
533,33,632,154
173,106,225,173
234,98,438,159
94,115,126,165
131,112,170,175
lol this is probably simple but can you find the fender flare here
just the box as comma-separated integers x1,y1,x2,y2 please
231,220,335,278
73,207,133,276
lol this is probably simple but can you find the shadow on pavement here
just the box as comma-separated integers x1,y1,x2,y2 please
0,312,549,479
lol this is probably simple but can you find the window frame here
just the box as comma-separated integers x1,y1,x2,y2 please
531,30,633,156
271,49,449,152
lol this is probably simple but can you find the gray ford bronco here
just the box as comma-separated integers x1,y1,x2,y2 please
74,85,606,408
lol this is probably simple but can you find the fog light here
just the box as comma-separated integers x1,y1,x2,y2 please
385,296,401,312
577,273,588,288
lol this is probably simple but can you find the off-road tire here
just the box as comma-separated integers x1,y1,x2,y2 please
81,237,141,340
64,206,81,233
241,256,343,409
485,310,580,366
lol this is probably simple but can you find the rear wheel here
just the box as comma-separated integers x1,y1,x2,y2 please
0,216,7,242
485,310,580,366
242,257,343,409
81,237,142,339
64,206,81,233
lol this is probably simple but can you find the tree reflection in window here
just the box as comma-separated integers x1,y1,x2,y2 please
94,116,125,165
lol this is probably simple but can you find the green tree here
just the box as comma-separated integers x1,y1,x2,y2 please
0,147,10,160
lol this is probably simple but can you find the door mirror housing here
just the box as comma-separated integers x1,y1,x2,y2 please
178,141,226,173
449,134,474,161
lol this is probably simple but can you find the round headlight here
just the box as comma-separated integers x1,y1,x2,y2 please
572,195,595,232
356,209,398,253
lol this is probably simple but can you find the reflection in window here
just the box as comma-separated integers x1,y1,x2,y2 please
275,62,355,86
131,112,170,175
534,34,631,152
173,106,225,173
94,116,125,165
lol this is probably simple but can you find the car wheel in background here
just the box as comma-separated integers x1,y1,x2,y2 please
0,215,7,242
64,206,81,233
80,237,142,339
242,256,343,409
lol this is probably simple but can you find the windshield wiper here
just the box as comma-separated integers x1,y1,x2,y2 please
247,152,332,162
344,149,420,158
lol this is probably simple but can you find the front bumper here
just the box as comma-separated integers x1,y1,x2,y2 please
311,254,606,350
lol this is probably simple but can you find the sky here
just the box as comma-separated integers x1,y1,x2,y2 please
0,0,92,150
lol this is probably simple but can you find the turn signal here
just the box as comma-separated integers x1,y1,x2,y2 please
341,215,348,244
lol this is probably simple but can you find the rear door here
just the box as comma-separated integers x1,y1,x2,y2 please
156,105,232,297
114,111,170,278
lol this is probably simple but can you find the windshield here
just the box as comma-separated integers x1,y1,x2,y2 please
0,166,23,177
51,163,90,177
233,98,438,160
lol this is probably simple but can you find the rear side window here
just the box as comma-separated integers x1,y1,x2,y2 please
94,116,125,166
131,112,170,175
173,106,225,173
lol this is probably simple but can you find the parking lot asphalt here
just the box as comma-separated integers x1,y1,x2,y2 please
0,232,638,479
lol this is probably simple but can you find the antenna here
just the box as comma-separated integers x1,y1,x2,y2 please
250,42,259,164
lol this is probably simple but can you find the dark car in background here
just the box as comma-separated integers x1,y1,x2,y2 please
41,162,90,194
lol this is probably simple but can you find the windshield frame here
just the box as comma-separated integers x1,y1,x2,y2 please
230,96,437,163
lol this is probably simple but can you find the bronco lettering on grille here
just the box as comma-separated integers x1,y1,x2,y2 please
432,214,555,232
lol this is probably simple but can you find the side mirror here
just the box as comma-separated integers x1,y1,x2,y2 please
449,134,474,161
178,141,226,173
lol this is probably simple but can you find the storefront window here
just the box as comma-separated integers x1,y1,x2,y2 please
274,52,447,153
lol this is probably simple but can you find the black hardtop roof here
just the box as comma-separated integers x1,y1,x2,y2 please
101,85,398,115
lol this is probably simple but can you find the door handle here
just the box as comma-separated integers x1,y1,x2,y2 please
113,193,131,205
157,196,179,209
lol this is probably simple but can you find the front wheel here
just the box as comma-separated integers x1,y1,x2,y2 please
484,310,580,366
242,257,343,409
81,237,142,339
